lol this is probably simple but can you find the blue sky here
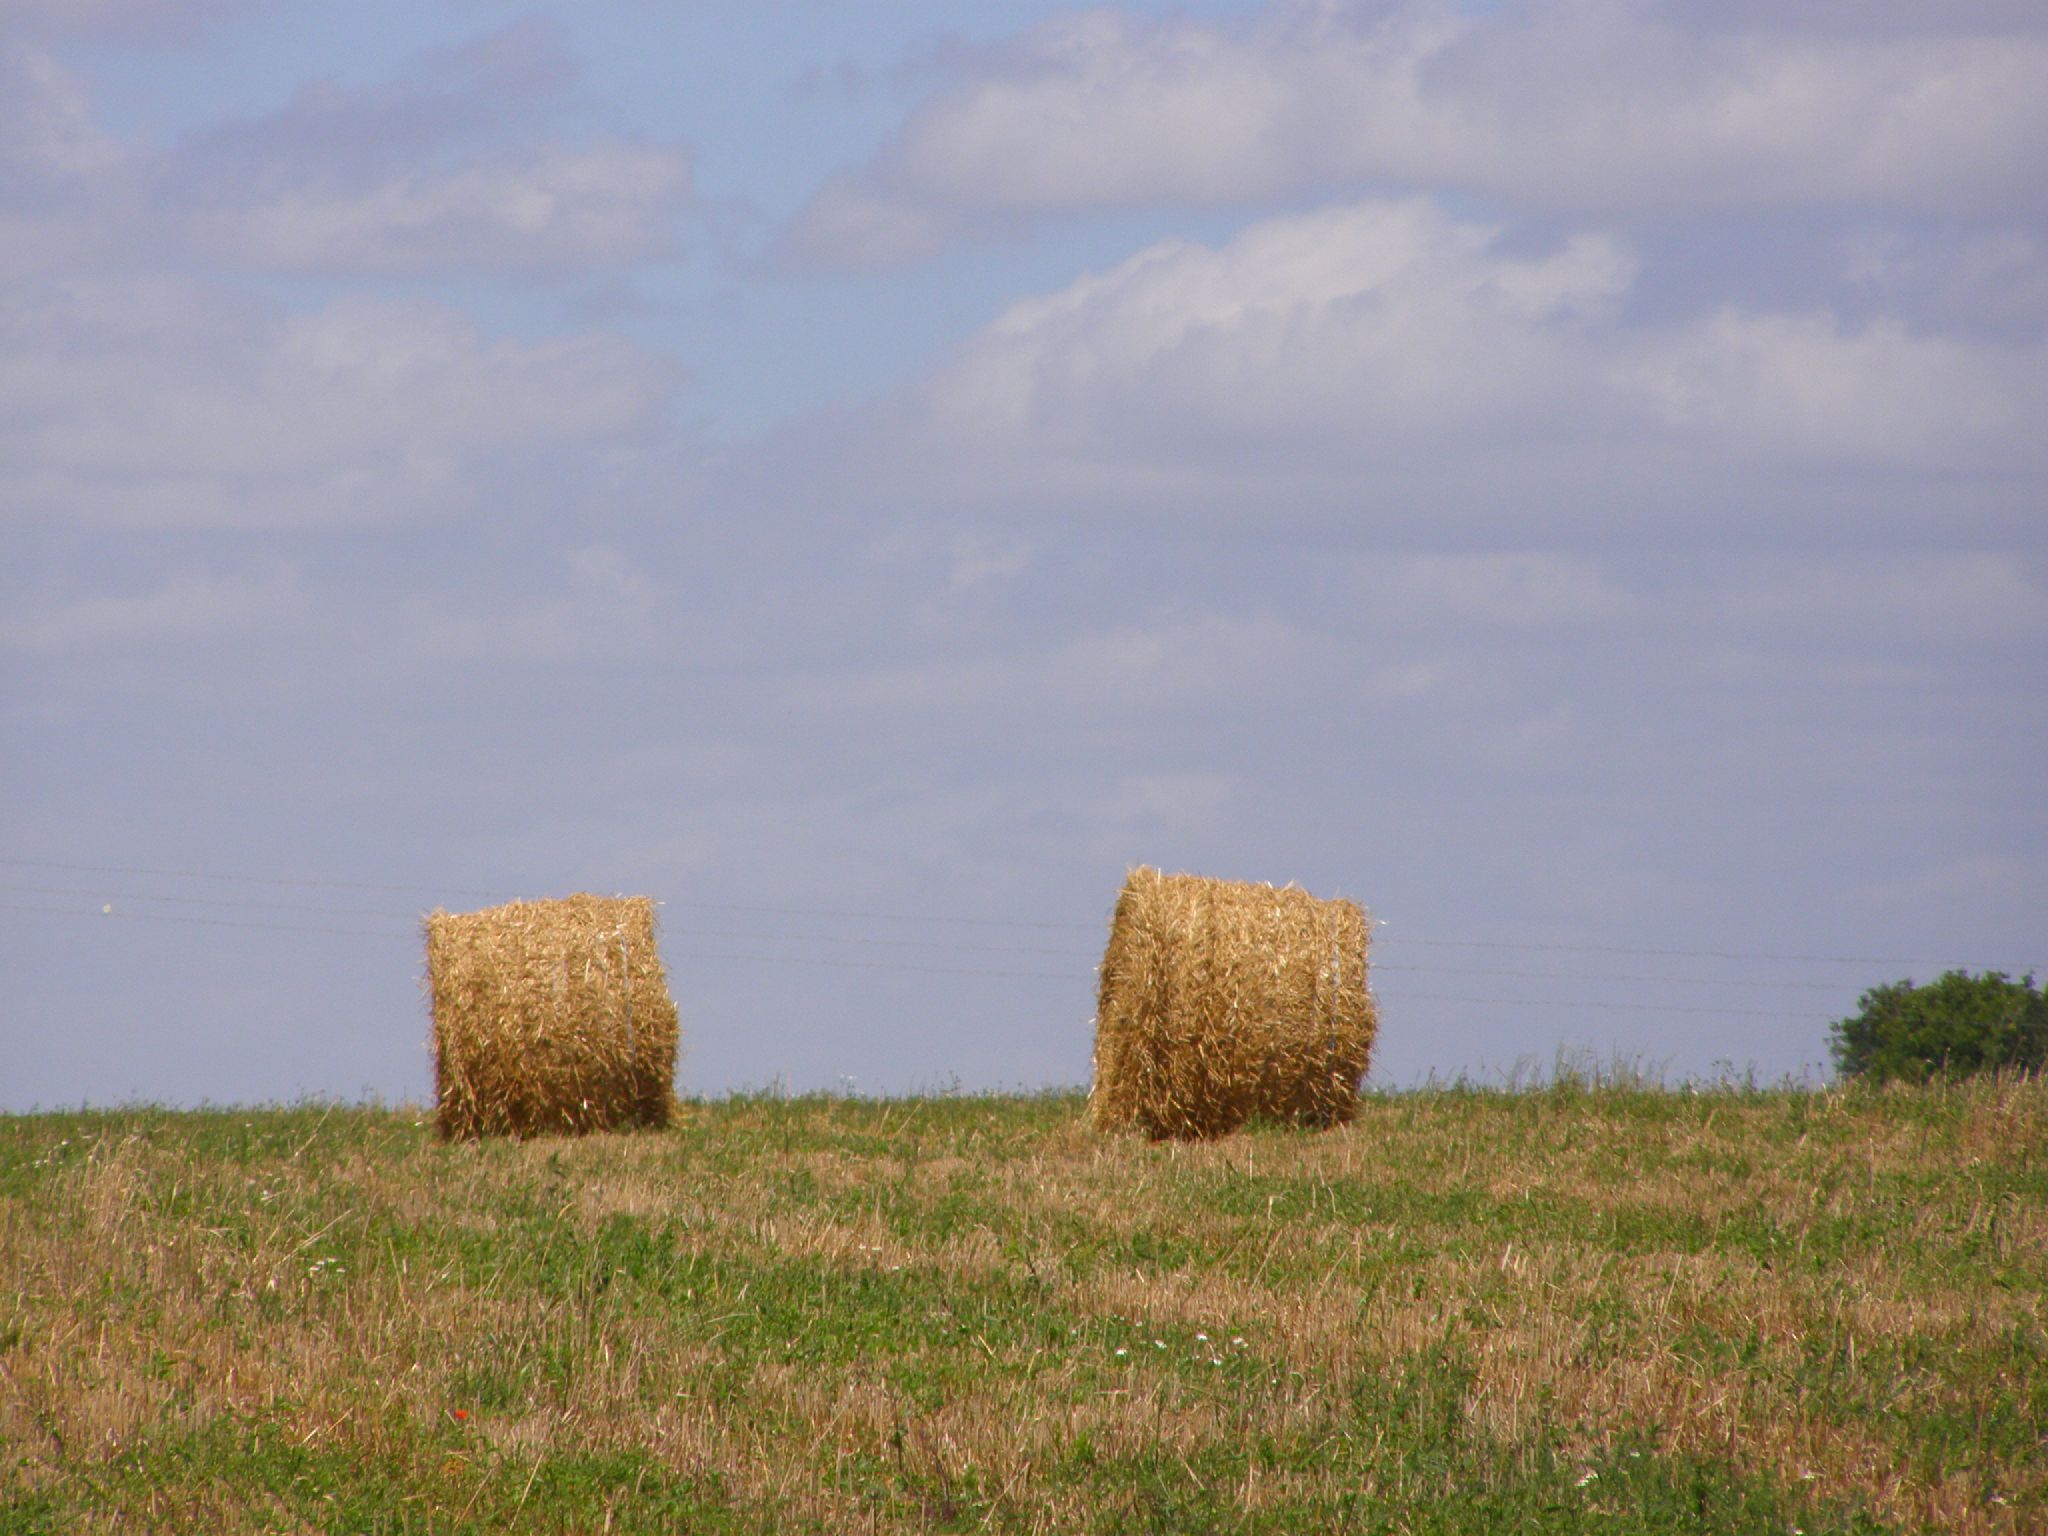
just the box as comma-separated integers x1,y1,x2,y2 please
3,0,2044,1109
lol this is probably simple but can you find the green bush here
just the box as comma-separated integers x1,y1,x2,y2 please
1829,969,2046,1084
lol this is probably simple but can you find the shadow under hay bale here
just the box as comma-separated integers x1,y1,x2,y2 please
426,893,680,1140
1090,867,1376,1140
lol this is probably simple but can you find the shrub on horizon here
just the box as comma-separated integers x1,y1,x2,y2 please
1829,969,2046,1084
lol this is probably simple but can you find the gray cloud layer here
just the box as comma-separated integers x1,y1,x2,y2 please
788,0,2048,265
2,24,690,282
0,24,691,530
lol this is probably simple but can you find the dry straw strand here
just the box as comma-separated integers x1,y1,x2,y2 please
1090,867,1376,1139
426,893,680,1139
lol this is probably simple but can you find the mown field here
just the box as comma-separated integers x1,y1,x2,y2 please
2,1076,2042,1534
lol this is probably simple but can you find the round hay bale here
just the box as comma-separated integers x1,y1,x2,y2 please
1089,867,1376,1139
426,893,680,1140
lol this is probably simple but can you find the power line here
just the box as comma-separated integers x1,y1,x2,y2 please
1378,933,2026,971
665,949,1078,981
1,900,1852,1021
0,883,1093,957
1390,990,1828,1023
660,898,1099,931
2,853,2034,974
0,881,415,924
0,902,1078,978
1370,962,1850,993
662,924,1087,958
0,857,1102,931
0,890,1858,989
0,856,516,902
0,900,414,941
0,884,1961,992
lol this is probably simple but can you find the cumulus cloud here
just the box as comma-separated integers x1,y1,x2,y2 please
1625,309,2047,469
785,0,2048,265
0,278,679,527
925,198,1632,447
847,196,2048,521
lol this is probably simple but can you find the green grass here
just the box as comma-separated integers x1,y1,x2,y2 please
2,1077,2042,1533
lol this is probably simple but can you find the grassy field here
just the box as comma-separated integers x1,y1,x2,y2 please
2,1075,2042,1534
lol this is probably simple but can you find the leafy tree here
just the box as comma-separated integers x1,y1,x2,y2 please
1829,970,2046,1084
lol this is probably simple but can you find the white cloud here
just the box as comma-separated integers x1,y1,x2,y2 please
925,198,1632,449
842,197,2048,516
0,279,679,527
788,1,2048,264
1626,310,2048,469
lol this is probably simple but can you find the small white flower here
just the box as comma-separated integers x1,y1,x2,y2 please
1231,1336,1245,1347
1115,1347,1128,1357
1153,1340,1165,1349
1195,1332,1208,1342
1576,1471,1598,1487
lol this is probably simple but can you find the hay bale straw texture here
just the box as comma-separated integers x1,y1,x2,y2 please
426,894,680,1140
1090,867,1376,1139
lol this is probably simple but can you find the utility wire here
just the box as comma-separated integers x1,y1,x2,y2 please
0,900,414,941
3,854,2034,974
0,857,1101,930
0,887,1866,990
1370,962,1850,992
664,949,1077,981
1391,990,1828,1022
0,881,415,923
0,900,1843,1021
1380,933,2027,970
0,856,517,902
0,884,1089,956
